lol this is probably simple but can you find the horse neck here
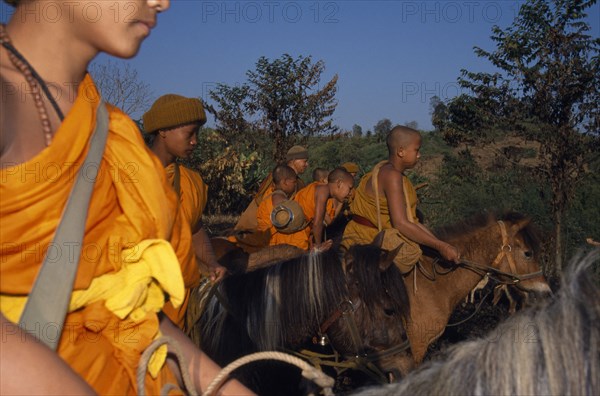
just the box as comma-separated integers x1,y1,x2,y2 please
419,225,502,307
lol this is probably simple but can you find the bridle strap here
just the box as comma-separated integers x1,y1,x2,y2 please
446,221,542,285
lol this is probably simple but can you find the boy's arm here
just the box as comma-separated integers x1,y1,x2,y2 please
382,170,459,262
312,186,329,244
159,316,255,395
0,314,96,395
192,224,226,282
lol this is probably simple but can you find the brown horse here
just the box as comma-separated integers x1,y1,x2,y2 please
402,212,550,364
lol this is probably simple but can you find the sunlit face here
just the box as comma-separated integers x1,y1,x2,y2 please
401,135,421,168
65,0,170,59
289,158,309,175
160,123,199,159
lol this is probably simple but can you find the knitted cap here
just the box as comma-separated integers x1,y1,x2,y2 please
143,94,206,133
286,145,308,162
341,162,359,173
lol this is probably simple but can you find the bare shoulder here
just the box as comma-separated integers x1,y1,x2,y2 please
315,183,329,199
378,163,403,188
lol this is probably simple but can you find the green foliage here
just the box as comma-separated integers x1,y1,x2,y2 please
438,0,600,271
305,134,386,183
373,118,392,142
184,128,262,214
207,54,339,163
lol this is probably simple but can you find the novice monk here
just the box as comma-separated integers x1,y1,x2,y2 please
0,1,250,394
342,126,460,268
256,165,303,246
312,167,338,225
312,167,329,183
233,145,309,233
144,94,226,328
295,168,355,248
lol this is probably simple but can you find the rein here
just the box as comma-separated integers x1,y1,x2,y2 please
458,221,543,285
420,221,543,285
417,221,543,328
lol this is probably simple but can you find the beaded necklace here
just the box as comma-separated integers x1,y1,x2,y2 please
0,24,65,146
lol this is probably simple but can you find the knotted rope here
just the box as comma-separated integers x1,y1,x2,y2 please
202,351,335,396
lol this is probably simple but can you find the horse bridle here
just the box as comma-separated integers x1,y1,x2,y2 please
458,220,544,285
310,298,411,384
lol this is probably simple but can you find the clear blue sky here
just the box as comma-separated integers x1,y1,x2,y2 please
2,1,598,131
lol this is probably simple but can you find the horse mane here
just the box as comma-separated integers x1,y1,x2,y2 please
346,244,410,323
353,249,600,396
433,211,541,259
201,249,348,353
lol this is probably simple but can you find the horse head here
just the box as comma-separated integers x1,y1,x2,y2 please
489,213,551,296
326,238,413,377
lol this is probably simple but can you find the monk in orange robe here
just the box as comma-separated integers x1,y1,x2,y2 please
0,1,251,395
342,126,460,266
233,145,309,233
256,165,309,248
294,168,355,248
144,94,225,328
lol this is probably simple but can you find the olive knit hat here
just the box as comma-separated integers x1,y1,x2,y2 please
143,94,207,133
286,145,309,162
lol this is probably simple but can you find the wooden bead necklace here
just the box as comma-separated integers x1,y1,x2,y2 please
0,24,64,146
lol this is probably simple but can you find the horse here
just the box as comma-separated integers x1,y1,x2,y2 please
400,212,551,364
353,249,600,395
190,239,412,394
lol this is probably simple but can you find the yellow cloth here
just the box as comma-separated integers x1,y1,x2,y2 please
342,167,418,249
0,74,188,395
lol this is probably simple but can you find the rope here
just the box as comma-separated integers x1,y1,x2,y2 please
137,336,197,396
202,351,335,396
445,288,493,327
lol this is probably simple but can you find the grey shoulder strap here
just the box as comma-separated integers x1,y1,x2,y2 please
19,101,109,350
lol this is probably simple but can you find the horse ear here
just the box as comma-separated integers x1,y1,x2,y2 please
372,231,386,248
510,217,531,234
379,244,401,272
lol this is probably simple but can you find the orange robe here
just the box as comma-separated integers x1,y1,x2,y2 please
234,172,304,232
0,75,189,395
256,191,308,249
162,164,207,328
290,182,323,250
342,166,418,249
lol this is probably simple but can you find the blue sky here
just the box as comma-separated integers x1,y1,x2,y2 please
2,1,599,131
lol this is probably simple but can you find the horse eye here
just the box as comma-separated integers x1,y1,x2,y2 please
523,250,533,260
384,309,395,317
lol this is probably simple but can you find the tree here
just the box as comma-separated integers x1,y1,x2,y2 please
208,54,339,162
430,95,448,132
441,0,600,272
89,60,153,118
352,124,363,137
405,121,419,130
374,118,392,142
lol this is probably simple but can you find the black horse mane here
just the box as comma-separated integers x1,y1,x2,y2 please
346,244,411,323
200,244,411,361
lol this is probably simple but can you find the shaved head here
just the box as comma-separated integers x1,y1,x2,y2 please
273,164,297,185
328,167,354,185
312,167,329,182
386,125,421,156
